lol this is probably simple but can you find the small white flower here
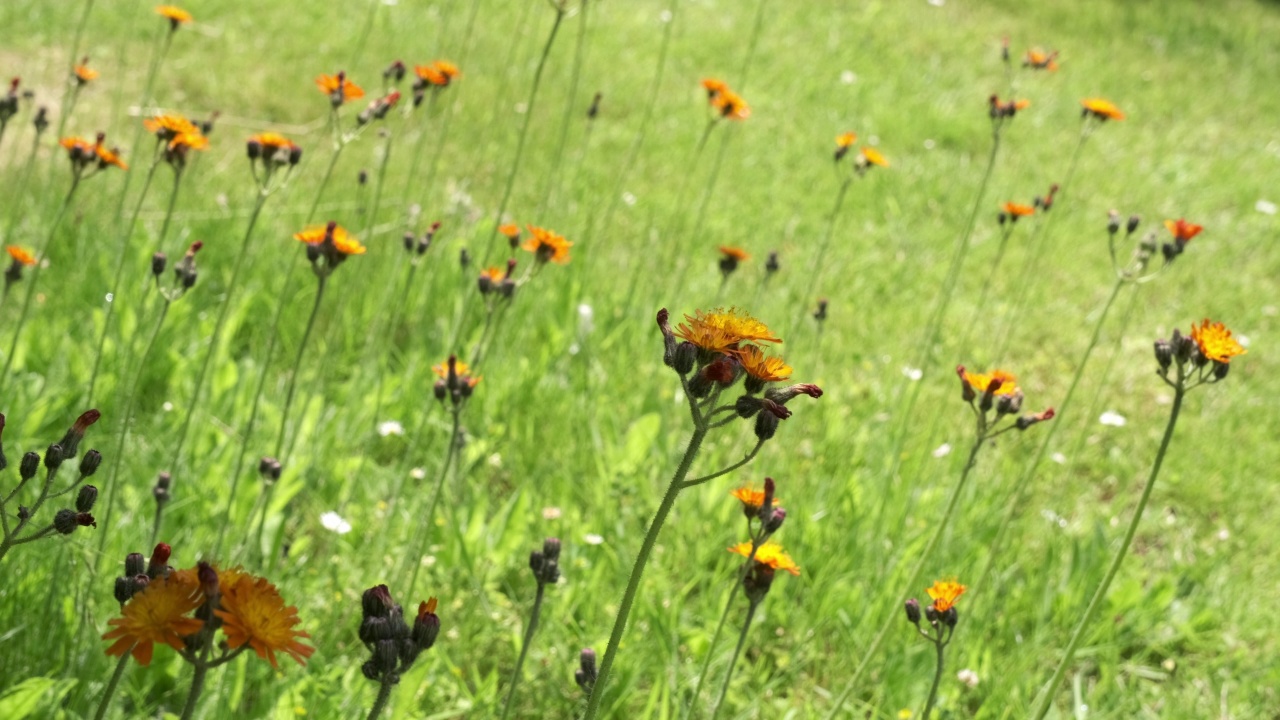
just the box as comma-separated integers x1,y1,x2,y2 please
1051,452,1067,464
932,443,952,458
622,192,637,206
162,402,174,412
1256,199,1277,215
923,139,936,150
840,70,857,84
902,366,923,381
542,506,562,520
1099,410,1127,427
410,467,426,480
579,304,595,334
320,511,352,535
584,533,604,546
377,420,404,437
1217,528,1230,541
105,292,114,303
956,669,979,688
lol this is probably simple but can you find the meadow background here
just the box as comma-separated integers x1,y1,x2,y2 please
0,0,1278,717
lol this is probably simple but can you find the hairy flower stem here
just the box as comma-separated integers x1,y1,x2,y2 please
93,652,131,720
366,678,395,720
481,6,565,267
406,405,462,599
689,589,736,717
708,599,760,720
582,425,708,720
920,635,946,720
178,663,208,720
0,178,81,390
95,299,171,560
1030,384,1185,719
974,278,1126,593
499,582,547,720
825,434,987,720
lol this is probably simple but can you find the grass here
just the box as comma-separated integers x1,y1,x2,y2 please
0,0,1278,717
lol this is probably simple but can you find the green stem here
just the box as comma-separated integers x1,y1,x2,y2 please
1030,385,1185,719
406,406,462,599
499,581,546,720
920,634,946,720
797,177,852,328
582,424,709,720
95,299,170,557
536,0,590,217
178,662,208,720
54,0,98,141
93,652,131,720
366,678,394,720
402,92,438,200
481,7,565,267
825,433,986,720
688,586,737,718
708,599,759,720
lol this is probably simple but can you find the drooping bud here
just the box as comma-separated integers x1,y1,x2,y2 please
57,409,100,460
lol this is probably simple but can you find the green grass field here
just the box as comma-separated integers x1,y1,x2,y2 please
1,0,1278,717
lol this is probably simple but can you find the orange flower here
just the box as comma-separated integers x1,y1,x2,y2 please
1081,98,1124,121
728,541,801,576
250,132,299,154
1190,319,1246,364
434,61,460,83
860,147,889,168
74,64,98,84
701,78,727,97
963,369,1017,396
730,486,780,514
712,89,750,120
59,136,95,156
1023,49,1059,71
836,132,857,149
95,145,128,170
737,344,792,383
927,579,966,613
101,574,204,666
294,224,366,256
499,223,520,239
415,61,460,87
522,225,572,264
155,5,192,25
316,73,365,103
1164,218,1203,243
168,132,209,152
144,113,198,139
674,308,781,354
1002,202,1035,218
479,266,505,283
214,575,314,668
718,246,749,261
433,358,471,379
6,246,36,266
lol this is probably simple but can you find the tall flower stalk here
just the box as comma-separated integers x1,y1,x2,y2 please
582,308,821,719
358,585,441,720
824,367,1054,719
1030,318,1244,718
904,580,966,720
499,538,561,719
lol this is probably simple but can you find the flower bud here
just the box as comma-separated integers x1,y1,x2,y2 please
1126,214,1141,235
528,550,544,575
996,389,1023,416
114,577,133,604
672,342,696,375
363,584,395,619
124,552,147,577
54,509,79,534
258,456,282,481
813,298,828,322
543,537,561,561
152,252,168,277
579,648,597,681
1153,339,1173,372
288,145,303,166
764,383,824,405
76,484,98,512
45,443,64,470
754,411,779,442
1213,361,1230,381
735,395,761,419
374,638,400,675
763,507,786,534
765,251,779,274
153,471,172,505
148,542,172,576
79,449,102,476
411,598,440,651
57,409,100,460
1106,209,1120,235
742,562,775,603
904,598,921,625
943,607,959,627
246,138,262,160
433,379,447,402
20,451,39,480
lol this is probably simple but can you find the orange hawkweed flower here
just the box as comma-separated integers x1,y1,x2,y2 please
294,223,366,256
701,78,728,98
94,144,128,170
155,5,193,27
859,146,889,168
432,358,471,379
737,344,792,383
728,541,801,576
1164,218,1203,243
74,63,98,84
434,61,460,84
718,246,749,262
6,246,36,266
101,574,204,666
730,486,780,515
316,73,365,104
1002,202,1036,219
1023,48,1059,71
249,132,298,154
834,131,857,160
712,89,750,120
962,369,1017,396
144,113,198,139
168,132,208,152
415,61,460,88
1081,98,1125,121
214,575,314,668
1190,319,1246,364
926,579,966,613
522,225,572,264
674,308,781,354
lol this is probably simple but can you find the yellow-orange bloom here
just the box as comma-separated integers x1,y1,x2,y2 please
74,64,98,83
1002,202,1035,218
737,344,792,383
155,5,192,25
860,147,889,168
674,308,781,354
499,224,520,240
1023,49,1058,71
95,145,128,170
169,132,209,152
701,78,728,97
214,575,314,668
1164,218,1203,243
250,132,299,153
712,89,750,120
836,131,857,149
963,369,1017,396
926,579,966,613
522,225,572,264
294,224,365,256
1081,98,1125,121
144,114,198,138
718,245,749,261
101,574,204,666
6,246,36,266
730,486,780,514
729,541,801,576
316,73,365,103
1190,319,1246,364
415,61,460,87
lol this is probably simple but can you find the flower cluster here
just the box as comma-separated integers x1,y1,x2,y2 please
151,240,203,301
528,537,562,587
358,90,402,125
0,78,19,125
246,132,302,188
989,93,1031,120
832,130,889,174
403,220,440,259
295,221,366,276
316,71,364,107
144,113,209,169
1023,48,1059,71
432,356,481,406
4,245,37,290
358,585,440,685
727,478,798,602
113,543,175,605
1155,318,1246,386
955,366,1054,432
905,579,967,631
478,259,518,298
1161,218,1202,262
412,60,460,105
60,132,128,174
701,78,749,120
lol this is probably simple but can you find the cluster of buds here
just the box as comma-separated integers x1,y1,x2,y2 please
905,580,966,652
402,220,440,258
0,78,19,124
60,132,127,175
574,648,598,693
358,585,440,685
0,410,102,560
764,251,780,276
988,93,1030,121
813,298,828,323
383,60,407,85
153,471,172,508
32,106,48,136
258,456,283,483
955,367,1054,433
1104,212,1169,281
151,240,203,301
528,537,562,587
478,259,517,298
113,543,173,605
412,60,460,107
1154,319,1246,387
432,356,480,407
657,308,822,444
246,133,302,190
1033,183,1060,213
357,91,402,126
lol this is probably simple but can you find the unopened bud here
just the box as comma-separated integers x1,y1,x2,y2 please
363,584,395,619
1153,339,1173,372
543,537,561,561
754,411,779,441
20,451,39,480
124,552,146,577
45,443,64,470
1126,214,1141,235
152,252,168,277
76,484,98,512
763,507,786,534
288,145,303,166
246,138,262,160
54,509,79,534
943,607,959,627
1213,361,1230,380
1107,210,1120,235
905,598,921,624
411,598,440,650
79,449,102,476
114,577,133,604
